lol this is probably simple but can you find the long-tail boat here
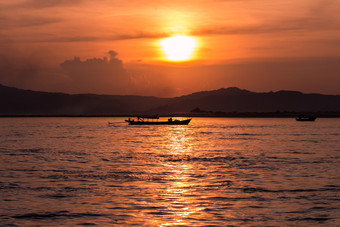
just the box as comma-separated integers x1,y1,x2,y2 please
125,116,191,125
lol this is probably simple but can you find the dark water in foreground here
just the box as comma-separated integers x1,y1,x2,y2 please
0,117,339,226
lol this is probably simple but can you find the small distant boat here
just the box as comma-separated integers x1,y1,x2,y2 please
125,116,191,125
296,115,317,121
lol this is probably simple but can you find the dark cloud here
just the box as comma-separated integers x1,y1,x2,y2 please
0,49,134,95
0,31,167,44
60,50,134,94
22,0,84,8
58,50,182,96
1,47,339,97
0,51,69,92
193,17,340,36
0,55,39,88
37,31,167,43
0,49,177,96
0,15,60,30
0,2,61,31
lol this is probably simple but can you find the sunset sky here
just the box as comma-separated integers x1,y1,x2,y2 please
1,0,340,97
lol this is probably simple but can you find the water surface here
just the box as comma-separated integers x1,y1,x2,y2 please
0,117,339,226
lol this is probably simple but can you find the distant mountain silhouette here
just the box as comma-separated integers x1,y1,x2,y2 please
164,87,340,113
0,84,169,115
1,84,339,115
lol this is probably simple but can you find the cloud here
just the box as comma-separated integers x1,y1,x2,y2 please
60,50,134,94
0,49,134,95
59,50,178,96
0,48,179,96
193,17,340,37
1,48,340,97
41,31,167,43
0,50,70,92
0,1,61,31
0,55,39,88
0,15,60,30
193,0,340,36
22,0,85,9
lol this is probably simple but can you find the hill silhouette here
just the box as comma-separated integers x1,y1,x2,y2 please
1,84,339,116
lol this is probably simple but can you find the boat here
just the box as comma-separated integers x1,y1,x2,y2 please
125,116,192,125
296,115,317,121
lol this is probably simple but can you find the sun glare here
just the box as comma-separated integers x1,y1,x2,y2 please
160,35,197,62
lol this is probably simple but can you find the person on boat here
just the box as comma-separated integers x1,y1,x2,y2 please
168,117,173,122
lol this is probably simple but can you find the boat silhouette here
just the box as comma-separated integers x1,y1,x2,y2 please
125,116,191,125
296,115,317,121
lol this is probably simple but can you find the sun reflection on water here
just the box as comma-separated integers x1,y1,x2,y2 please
164,125,193,155
155,125,205,226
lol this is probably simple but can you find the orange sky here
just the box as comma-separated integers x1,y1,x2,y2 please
1,0,340,96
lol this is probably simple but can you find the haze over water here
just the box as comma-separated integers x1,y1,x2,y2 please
0,117,339,226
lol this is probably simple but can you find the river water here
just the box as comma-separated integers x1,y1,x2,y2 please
0,117,339,226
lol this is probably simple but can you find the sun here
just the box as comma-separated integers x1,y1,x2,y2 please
160,35,197,62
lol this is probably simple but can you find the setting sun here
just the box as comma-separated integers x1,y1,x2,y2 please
160,35,198,62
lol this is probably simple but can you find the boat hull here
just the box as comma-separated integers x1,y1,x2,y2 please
126,119,191,125
296,117,316,121
296,118,316,122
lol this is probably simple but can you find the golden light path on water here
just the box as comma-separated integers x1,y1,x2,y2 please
147,125,235,226
160,126,201,226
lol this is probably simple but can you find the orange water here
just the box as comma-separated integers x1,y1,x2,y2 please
0,118,339,226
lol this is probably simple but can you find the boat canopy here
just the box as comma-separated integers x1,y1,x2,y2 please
137,115,159,119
